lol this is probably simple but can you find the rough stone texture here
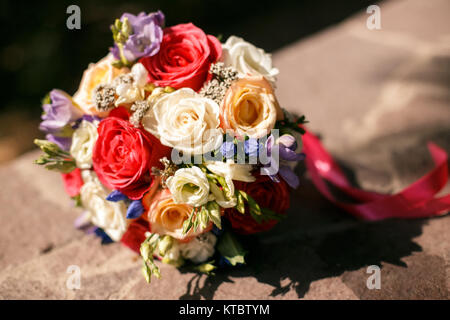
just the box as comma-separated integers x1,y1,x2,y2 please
0,0,449,299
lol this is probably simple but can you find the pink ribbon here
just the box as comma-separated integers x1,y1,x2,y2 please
302,128,450,220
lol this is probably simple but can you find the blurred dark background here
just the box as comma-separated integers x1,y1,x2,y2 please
0,0,374,161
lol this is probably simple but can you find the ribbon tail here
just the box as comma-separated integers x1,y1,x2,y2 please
301,127,450,221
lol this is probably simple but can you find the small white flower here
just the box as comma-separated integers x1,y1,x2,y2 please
166,166,211,207
142,88,223,155
179,232,217,264
115,63,148,105
209,174,237,208
205,159,256,182
222,36,279,85
70,120,99,169
80,170,128,241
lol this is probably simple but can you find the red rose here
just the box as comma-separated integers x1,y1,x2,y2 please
92,115,171,200
61,168,83,197
140,23,222,91
225,175,290,234
120,218,150,254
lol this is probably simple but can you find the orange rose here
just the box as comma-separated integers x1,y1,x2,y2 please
147,189,211,241
220,76,284,139
73,54,129,116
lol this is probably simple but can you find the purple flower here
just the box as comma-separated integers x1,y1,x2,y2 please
244,138,260,157
261,134,304,189
111,11,165,63
221,141,236,159
278,166,300,189
278,134,304,162
46,134,72,152
40,89,83,134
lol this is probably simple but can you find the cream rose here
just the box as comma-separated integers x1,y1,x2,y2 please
179,232,217,264
80,170,128,241
70,119,99,169
222,36,279,85
205,159,256,182
142,88,223,155
73,54,129,116
220,76,284,139
147,189,211,240
166,166,210,207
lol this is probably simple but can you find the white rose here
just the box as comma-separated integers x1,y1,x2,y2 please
205,159,256,182
166,166,211,207
80,170,128,241
222,36,279,85
115,63,148,105
142,88,223,155
179,232,217,264
70,120,99,169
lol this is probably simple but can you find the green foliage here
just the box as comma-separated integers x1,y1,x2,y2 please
140,234,161,283
192,261,217,275
236,190,284,224
34,139,76,173
276,114,308,135
182,201,222,235
217,231,246,266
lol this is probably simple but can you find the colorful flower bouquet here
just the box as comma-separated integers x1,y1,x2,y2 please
34,10,308,281
35,10,450,283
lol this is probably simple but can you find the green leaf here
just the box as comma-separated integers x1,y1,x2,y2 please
217,231,246,266
182,208,195,234
142,261,152,283
41,93,51,106
193,261,217,275
71,195,82,207
140,234,161,283
206,201,221,229
45,161,76,173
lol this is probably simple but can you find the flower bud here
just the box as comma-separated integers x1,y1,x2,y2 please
277,134,297,151
158,235,174,257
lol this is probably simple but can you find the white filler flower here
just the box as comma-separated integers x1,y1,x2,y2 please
179,232,217,264
205,159,256,183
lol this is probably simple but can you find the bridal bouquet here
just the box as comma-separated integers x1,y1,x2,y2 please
35,10,450,283
34,10,308,281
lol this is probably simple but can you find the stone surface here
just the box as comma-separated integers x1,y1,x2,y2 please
0,0,449,299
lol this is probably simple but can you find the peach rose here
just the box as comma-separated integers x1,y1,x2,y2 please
147,189,211,241
73,54,129,116
220,76,284,139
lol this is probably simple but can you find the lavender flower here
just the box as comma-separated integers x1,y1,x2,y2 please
40,89,83,134
46,134,72,152
111,11,165,65
244,138,259,157
262,133,305,188
221,141,236,159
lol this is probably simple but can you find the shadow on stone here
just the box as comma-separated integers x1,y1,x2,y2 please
178,128,450,299
178,189,428,299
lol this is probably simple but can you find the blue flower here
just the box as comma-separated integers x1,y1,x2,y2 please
220,141,236,159
244,138,259,157
106,190,129,202
126,200,145,219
